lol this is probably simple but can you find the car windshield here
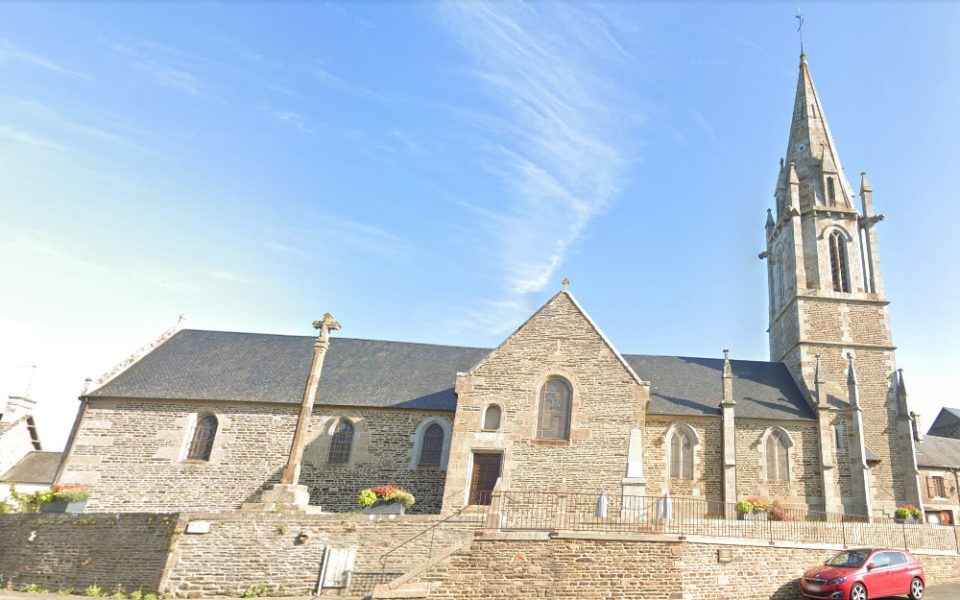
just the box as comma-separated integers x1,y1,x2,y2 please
826,551,869,568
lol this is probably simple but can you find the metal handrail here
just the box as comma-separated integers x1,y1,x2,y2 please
378,488,483,576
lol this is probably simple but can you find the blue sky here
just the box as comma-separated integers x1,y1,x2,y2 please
2,2,958,450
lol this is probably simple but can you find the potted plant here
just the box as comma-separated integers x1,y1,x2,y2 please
736,497,769,521
769,500,790,522
894,504,922,524
39,484,91,513
358,485,416,515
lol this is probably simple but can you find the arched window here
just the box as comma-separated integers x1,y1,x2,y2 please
327,419,354,464
765,430,790,481
828,230,850,293
826,177,836,205
483,404,502,431
669,429,694,479
186,415,217,461
419,423,444,466
536,378,571,440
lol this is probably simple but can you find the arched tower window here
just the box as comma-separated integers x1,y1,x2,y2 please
668,429,694,480
536,378,572,440
765,430,790,481
327,419,354,464
419,423,445,465
187,415,217,461
483,404,502,431
828,230,850,293
826,177,836,205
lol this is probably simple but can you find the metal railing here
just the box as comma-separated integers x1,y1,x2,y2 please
379,489,487,576
483,490,960,553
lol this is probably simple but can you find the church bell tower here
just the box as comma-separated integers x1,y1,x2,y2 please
763,53,921,516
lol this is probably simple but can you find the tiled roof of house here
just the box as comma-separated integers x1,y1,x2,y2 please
88,329,815,420
0,451,61,484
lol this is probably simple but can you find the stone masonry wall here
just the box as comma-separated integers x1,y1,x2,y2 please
444,292,646,510
0,513,176,594
643,416,722,501
301,407,452,514
163,512,477,598
734,419,823,508
58,399,452,514
0,512,476,599
920,467,960,524
58,399,298,512
397,533,960,600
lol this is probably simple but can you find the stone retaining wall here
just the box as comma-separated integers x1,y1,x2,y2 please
0,513,177,594
387,532,960,599
162,512,477,598
0,512,476,599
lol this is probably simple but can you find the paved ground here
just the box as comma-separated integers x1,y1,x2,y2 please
2,581,959,600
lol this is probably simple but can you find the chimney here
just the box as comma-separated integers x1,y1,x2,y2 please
911,411,923,443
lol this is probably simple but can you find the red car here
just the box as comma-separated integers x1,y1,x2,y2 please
800,548,925,600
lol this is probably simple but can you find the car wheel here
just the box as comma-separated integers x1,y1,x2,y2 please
910,577,924,600
849,583,867,600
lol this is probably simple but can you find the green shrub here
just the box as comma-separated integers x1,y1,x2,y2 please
357,485,415,508
240,585,271,598
57,588,75,596
84,584,103,597
21,583,50,593
143,594,158,600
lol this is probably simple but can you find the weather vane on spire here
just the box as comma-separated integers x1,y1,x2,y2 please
796,9,805,54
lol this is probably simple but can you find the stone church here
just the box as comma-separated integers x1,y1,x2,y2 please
54,53,932,522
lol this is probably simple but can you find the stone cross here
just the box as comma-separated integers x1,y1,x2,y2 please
562,277,570,291
280,315,341,486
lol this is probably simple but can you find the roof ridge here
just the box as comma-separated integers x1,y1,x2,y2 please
179,328,787,364
179,328,493,351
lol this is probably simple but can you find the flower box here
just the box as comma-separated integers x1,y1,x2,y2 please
361,499,406,515
39,499,88,513
357,485,415,514
895,516,919,524
738,510,768,522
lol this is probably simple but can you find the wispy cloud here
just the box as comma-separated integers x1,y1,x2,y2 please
131,269,196,293
212,270,252,284
324,217,416,259
0,39,87,78
257,104,313,133
108,41,203,97
1,229,109,273
309,60,388,102
11,99,165,157
0,123,78,155
437,3,641,335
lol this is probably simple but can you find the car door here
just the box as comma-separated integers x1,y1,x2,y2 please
883,551,909,596
862,551,891,597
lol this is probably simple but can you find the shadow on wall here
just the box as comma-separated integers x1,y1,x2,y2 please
771,578,802,600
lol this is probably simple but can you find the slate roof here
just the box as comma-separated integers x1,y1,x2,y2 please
0,451,61,484
624,355,814,421
927,408,960,440
89,329,815,420
915,435,960,469
89,330,490,411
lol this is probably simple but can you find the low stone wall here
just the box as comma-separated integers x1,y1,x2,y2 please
0,511,475,599
0,513,177,594
162,512,478,598
5,510,960,600
385,532,960,600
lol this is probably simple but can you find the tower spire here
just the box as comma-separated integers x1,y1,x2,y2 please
782,53,854,212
